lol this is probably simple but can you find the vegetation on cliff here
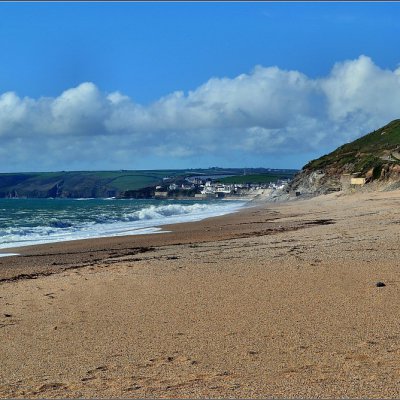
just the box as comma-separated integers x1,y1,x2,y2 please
287,119,400,196
304,119,400,176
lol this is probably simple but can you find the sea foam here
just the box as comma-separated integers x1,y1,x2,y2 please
0,199,246,250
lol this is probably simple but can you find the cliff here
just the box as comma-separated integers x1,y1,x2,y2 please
286,119,400,197
0,171,166,199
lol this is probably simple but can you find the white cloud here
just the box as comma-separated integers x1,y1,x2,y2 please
320,55,400,123
50,82,108,135
0,92,29,136
1,55,400,170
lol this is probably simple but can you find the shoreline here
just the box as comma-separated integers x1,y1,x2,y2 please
0,197,251,255
0,200,266,282
2,189,400,398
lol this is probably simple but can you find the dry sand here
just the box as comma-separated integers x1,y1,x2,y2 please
1,189,400,398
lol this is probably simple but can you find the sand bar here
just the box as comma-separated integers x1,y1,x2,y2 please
1,190,400,398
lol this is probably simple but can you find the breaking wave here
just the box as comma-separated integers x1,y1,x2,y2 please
0,199,246,249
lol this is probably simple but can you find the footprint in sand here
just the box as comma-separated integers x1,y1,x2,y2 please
81,365,109,382
37,382,67,393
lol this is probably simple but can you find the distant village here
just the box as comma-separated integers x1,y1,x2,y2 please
152,175,290,199
0,168,297,200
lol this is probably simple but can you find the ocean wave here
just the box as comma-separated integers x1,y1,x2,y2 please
91,203,224,224
49,219,73,228
124,203,212,221
74,198,96,201
0,199,246,249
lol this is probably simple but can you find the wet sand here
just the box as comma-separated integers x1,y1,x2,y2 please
1,190,400,398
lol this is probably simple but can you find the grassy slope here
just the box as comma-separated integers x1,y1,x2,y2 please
0,168,298,197
0,171,181,196
218,172,296,184
304,119,400,175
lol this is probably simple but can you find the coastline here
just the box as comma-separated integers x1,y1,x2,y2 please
0,199,261,282
0,197,250,254
1,189,400,398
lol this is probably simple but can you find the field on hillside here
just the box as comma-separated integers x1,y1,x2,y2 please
218,172,296,184
0,168,298,198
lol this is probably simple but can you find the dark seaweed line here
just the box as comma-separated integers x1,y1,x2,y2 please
0,247,155,284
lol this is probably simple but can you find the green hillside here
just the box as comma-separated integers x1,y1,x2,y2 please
304,119,400,176
286,119,400,197
0,168,298,198
218,172,296,185
0,170,184,198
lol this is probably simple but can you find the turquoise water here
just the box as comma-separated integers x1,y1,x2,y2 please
0,198,246,249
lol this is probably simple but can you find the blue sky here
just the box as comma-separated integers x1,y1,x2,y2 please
0,2,400,172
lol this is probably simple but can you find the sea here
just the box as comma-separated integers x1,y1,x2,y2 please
0,198,247,250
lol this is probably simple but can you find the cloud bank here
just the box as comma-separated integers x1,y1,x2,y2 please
1,55,400,170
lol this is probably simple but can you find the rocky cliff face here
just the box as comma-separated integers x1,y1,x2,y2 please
286,170,341,197
284,119,400,198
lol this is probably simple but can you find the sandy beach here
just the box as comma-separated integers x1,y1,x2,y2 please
1,189,400,398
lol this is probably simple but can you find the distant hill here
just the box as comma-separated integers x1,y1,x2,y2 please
0,170,170,198
287,119,400,196
0,168,298,199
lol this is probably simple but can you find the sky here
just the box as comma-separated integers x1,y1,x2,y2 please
0,2,400,172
